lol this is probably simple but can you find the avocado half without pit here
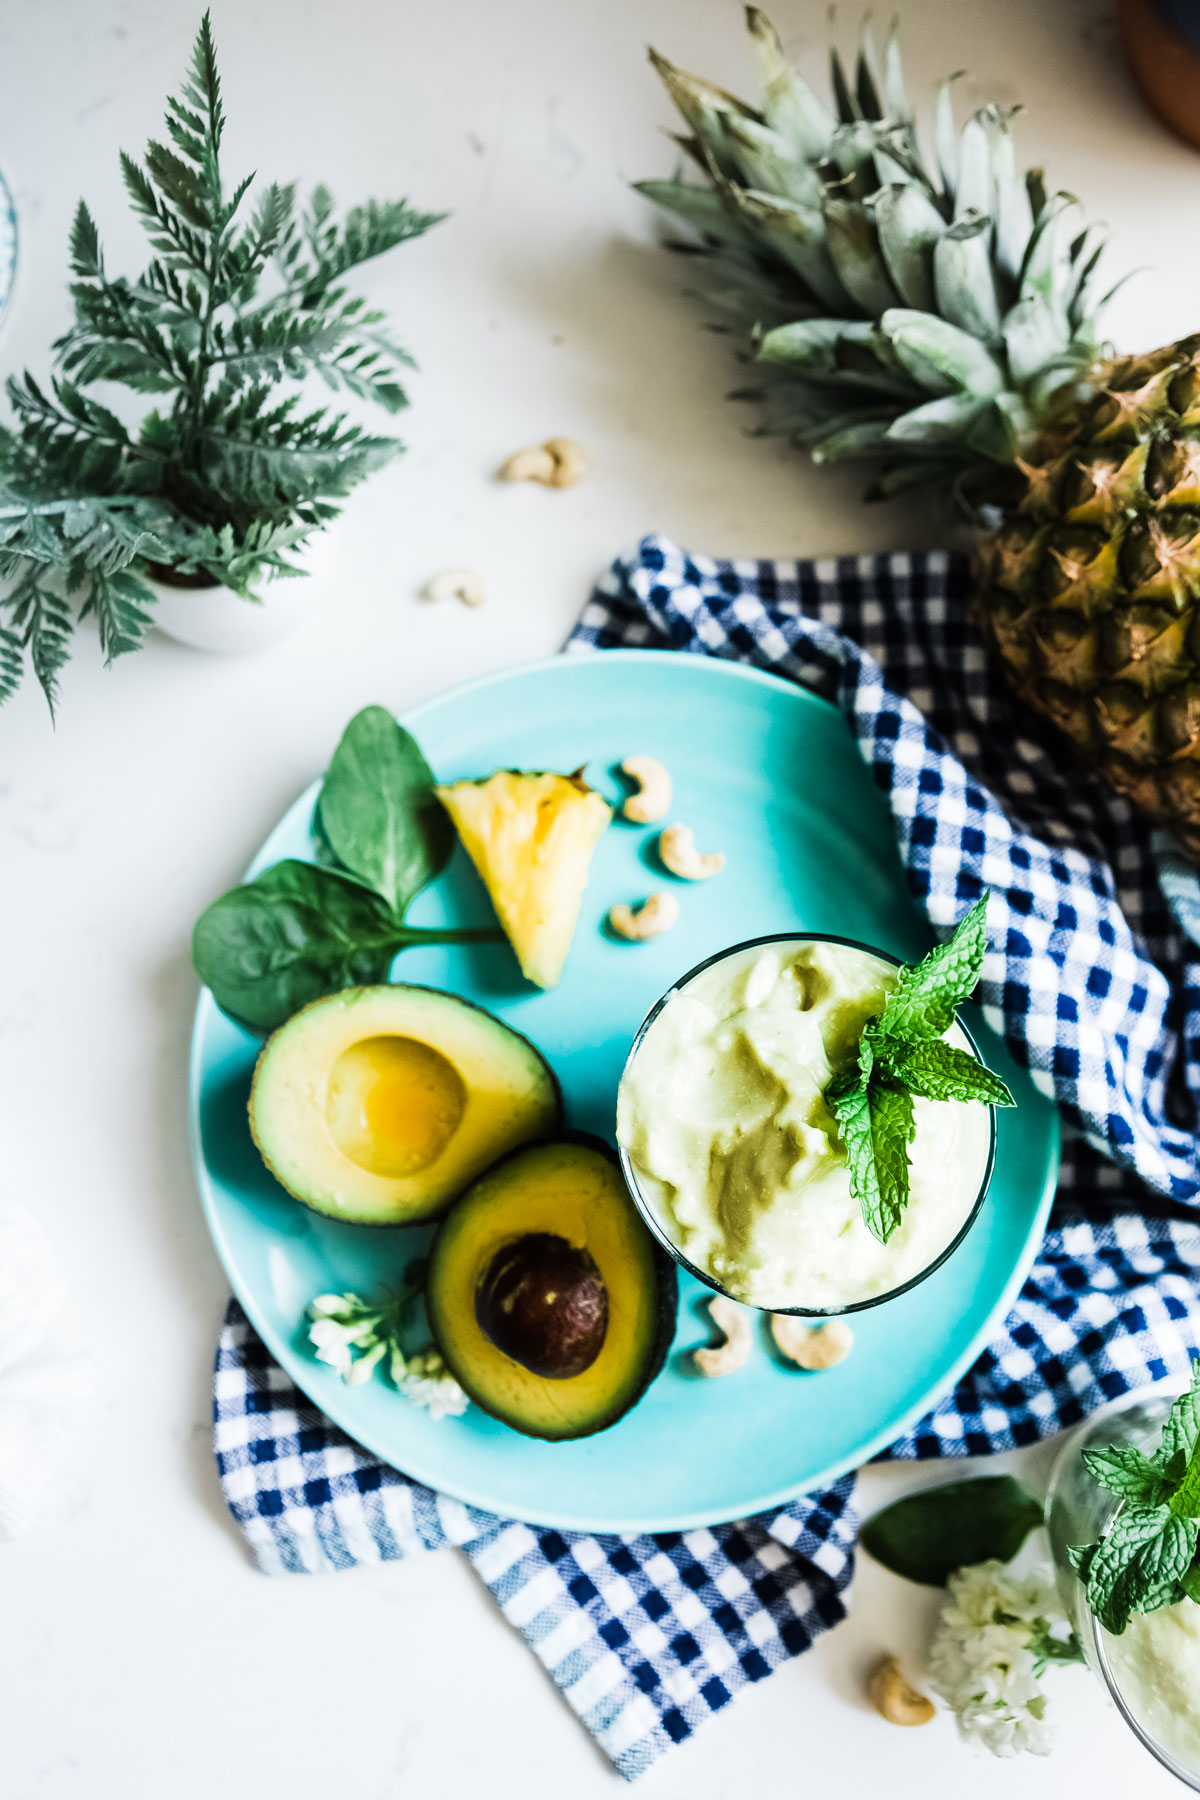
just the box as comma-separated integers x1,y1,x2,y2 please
426,1136,679,1440
248,985,561,1225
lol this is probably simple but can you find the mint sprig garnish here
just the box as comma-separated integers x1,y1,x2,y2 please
877,897,990,1041
826,897,1015,1245
1071,1360,1200,1634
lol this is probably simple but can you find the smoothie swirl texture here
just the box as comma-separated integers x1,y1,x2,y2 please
616,940,994,1312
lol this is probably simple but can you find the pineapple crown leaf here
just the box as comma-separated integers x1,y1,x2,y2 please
640,12,1121,502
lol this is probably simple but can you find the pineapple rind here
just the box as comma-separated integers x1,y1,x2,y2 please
437,771,612,989
976,336,1200,853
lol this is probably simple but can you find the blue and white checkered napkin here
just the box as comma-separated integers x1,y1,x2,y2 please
214,534,1200,1780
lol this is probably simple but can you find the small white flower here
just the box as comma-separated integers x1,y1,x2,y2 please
929,1560,1072,1758
309,1322,354,1380
398,1351,470,1421
304,1288,469,1418
346,1340,387,1386
308,1293,356,1320
308,1318,351,1348
945,1561,1058,1632
308,1310,381,1377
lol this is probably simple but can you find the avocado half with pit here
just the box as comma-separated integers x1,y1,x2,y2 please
426,1135,679,1440
249,985,561,1225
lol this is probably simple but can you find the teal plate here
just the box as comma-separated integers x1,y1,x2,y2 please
190,650,1059,1533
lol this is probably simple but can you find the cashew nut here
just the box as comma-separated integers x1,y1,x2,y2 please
770,1315,854,1370
497,437,588,488
658,822,726,881
607,891,680,941
543,437,588,488
497,444,556,484
420,566,486,608
867,1655,935,1727
620,755,672,824
693,1295,752,1376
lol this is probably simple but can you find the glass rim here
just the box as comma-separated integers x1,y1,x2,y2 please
616,930,999,1319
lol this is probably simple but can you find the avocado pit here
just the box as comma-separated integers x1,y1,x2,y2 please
475,1233,609,1379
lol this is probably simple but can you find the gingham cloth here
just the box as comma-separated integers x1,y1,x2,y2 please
214,535,1200,1780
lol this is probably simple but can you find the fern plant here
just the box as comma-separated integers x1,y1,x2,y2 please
0,12,442,713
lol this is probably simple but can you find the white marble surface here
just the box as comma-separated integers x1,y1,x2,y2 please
0,1,1190,1794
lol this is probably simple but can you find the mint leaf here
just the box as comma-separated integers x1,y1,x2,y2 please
1157,1365,1200,1476
1136,1515,1198,1614
834,1077,914,1245
831,1077,878,1223
882,1038,1015,1108
1072,1364,1200,1634
1082,1505,1173,1635
1082,1443,1172,1507
867,1082,915,1243
877,897,990,1044
1169,1443,1200,1518
1067,1541,1096,1580
1080,1506,1198,1635
821,897,1001,1246
824,1065,859,1107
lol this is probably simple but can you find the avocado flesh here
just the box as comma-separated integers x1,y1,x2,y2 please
249,985,561,1226
426,1136,679,1440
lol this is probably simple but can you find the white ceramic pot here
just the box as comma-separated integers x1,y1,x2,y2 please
149,526,338,654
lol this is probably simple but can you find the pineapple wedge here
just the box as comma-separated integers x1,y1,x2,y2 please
436,769,612,989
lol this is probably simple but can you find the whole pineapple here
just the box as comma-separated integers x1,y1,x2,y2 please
638,10,1200,855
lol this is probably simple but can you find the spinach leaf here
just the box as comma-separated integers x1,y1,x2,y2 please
194,710,502,1032
193,860,403,1033
316,706,453,916
861,1475,1044,1586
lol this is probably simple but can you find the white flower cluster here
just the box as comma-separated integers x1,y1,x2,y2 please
308,1293,400,1385
929,1561,1070,1757
306,1292,469,1420
396,1351,470,1422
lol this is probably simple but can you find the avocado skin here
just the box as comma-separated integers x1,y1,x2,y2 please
426,1133,679,1441
248,984,563,1227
